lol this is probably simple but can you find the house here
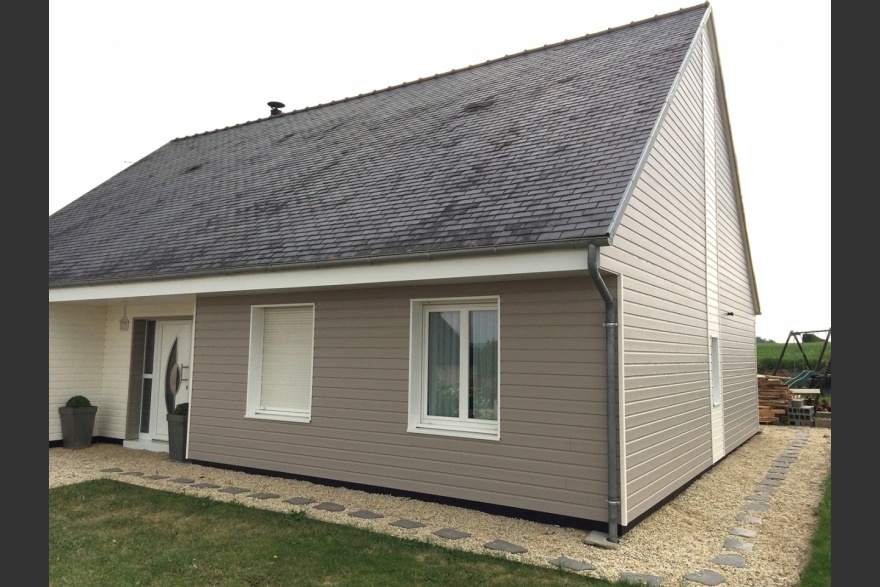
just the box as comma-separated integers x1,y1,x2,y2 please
49,2,760,540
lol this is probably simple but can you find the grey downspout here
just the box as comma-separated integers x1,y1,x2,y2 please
587,244,620,544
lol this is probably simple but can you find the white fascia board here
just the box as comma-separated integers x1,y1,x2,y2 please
49,249,589,303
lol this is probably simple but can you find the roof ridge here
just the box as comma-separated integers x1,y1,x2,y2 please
172,3,708,142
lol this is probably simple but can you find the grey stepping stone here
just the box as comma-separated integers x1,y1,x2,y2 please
768,466,788,473
248,492,280,500
348,509,384,519
724,538,754,552
101,467,124,472
735,513,762,523
191,482,221,489
683,569,726,585
729,527,758,538
759,479,782,487
619,572,663,586
548,556,596,571
314,502,345,512
283,497,316,506
119,471,144,476
765,471,786,480
433,528,471,540
390,519,426,529
144,475,169,480
746,494,770,502
742,503,768,512
219,487,250,494
483,539,527,554
170,477,194,484
754,486,777,494
711,554,746,568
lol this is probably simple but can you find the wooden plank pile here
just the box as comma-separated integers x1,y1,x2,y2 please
758,374,792,424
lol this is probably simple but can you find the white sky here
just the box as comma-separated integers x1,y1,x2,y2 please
49,0,830,343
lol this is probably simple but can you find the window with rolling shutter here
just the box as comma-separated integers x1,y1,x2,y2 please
246,304,315,422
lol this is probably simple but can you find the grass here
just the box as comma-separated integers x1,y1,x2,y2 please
798,472,832,587
49,475,832,586
49,479,622,587
756,341,831,374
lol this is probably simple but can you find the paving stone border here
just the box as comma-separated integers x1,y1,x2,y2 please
483,539,527,554
433,528,470,540
83,429,818,585
389,519,426,529
283,497,316,505
684,569,726,585
548,556,596,571
348,509,384,519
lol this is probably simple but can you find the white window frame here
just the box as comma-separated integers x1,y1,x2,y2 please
246,303,315,423
408,296,500,440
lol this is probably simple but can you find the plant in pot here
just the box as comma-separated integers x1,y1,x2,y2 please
58,395,98,449
167,402,189,462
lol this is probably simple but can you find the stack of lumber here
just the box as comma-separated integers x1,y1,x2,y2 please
758,374,792,424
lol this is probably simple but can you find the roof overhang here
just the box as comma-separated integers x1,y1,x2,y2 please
50,239,608,303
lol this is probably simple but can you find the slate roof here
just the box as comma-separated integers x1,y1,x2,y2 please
49,4,708,288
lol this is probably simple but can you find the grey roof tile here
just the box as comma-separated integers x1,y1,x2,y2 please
49,6,707,287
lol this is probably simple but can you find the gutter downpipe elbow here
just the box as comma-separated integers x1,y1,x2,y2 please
588,243,620,543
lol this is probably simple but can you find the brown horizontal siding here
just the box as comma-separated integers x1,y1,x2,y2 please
188,277,612,522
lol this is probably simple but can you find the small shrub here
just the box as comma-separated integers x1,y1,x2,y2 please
65,395,92,408
172,402,189,416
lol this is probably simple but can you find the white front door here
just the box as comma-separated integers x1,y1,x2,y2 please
146,320,192,442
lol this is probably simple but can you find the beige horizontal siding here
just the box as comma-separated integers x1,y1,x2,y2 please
49,304,106,441
604,42,717,523
710,48,760,449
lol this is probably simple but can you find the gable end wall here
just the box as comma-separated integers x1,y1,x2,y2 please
603,29,757,524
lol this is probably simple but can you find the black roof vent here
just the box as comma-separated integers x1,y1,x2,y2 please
268,101,285,116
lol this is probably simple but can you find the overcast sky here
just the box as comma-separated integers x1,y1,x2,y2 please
49,0,830,343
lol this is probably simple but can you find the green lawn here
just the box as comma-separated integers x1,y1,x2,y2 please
49,476,831,586
798,472,832,587
49,479,619,587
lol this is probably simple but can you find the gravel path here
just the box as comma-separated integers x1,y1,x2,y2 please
49,425,830,586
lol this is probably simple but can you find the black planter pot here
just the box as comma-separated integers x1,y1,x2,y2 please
167,414,188,462
58,406,98,449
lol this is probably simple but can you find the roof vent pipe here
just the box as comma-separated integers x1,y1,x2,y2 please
587,243,620,544
268,101,285,116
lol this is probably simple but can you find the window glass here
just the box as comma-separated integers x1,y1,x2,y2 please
427,311,461,417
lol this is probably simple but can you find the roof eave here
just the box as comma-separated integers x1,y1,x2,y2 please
49,236,611,290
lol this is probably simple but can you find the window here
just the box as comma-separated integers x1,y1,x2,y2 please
710,336,722,406
409,297,499,439
246,304,315,422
